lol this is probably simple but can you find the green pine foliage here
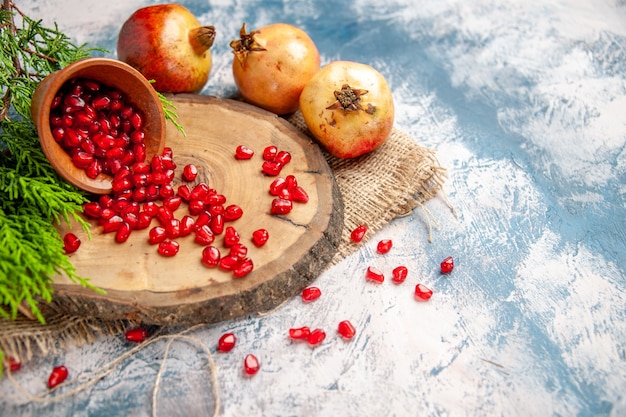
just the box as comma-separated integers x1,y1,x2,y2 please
0,2,104,323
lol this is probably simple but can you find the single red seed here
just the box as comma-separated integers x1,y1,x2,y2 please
269,177,287,196
262,145,277,161
229,243,248,260
377,239,393,254
63,232,81,253
210,214,224,235
235,145,254,160
182,164,198,181
440,256,454,274
275,150,291,165
188,199,207,215
206,193,226,206
201,245,221,267
177,184,192,201
223,204,243,221
7,357,21,372
163,195,182,212
350,225,367,243
156,206,174,224
251,229,269,247
217,333,236,352
165,218,181,239
243,354,260,376
290,186,309,203
180,215,195,237
136,212,152,229
157,240,179,257
125,327,148,343
47,365,69,389
148,226,168,244
190,183,210,201
208,204,224,217
142,201,159,217
307,328,326,347
223,226,240,247
195,224,216,245
365,266,384,283
115,222,132,243
262,160,283,176
301,286,321,302
270,198,292,215
288,326,310,340
337,320,356,340
232,257,254,278
101,216,123,233
219,255,239,271
415,283,433,301
392,266,408,284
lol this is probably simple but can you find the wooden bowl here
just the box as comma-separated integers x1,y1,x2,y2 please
31,57,166,194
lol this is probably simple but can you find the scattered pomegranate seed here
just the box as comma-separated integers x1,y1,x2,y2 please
182,164,198,181
440,256,454,274
262,160,283,176
288,326,311,340
392,266,408,284
307,328,326,347
223,226,240,247
217,333,237,352
232,257,254,278
271,198,292,215
235,145,254,160
337,320,356,340
243,354,260,376
124,327,148,343
201,246,221,267
301,286,322,302
262,145,278,161
365,266,384,283
251,228,269,247
224,204,243,221
47,365,69,389
194,224,216,245
63,232,81,253
350,225,367,243
376,239,393,254
414,283,433,301
157,240,179,257
7,357,21,372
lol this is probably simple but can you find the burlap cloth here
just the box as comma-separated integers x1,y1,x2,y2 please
0,111,447,363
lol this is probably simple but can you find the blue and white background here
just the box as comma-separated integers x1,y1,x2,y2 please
2,0,625,416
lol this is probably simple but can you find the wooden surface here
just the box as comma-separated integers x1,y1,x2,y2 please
47,94,343,325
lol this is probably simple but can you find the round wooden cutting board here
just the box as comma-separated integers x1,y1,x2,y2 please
47,94,343,325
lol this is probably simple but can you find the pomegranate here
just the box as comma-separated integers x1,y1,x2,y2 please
117,4,215,93
230,23,320,114
299,61,395,158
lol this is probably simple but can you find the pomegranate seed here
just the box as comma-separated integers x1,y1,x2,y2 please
270,198,292,215
148,226,167,244
63,232,81,253
142,201,159,217
115,222,132,243
156,206,174,224
251,229,269,247
307,328,326,347
163,195,182,212
206,193,226,206
210,214,224,235
188,199,206,215
208,204,224,217
392,266,408,284
165,219,181,239
130,111,143,130
91,95,111,110
195,225,216,245
101,216,123,233
48,365,69,389
157,240,179,257
194,211,211,229
440,256,454,274
224,226,240,247
136,212,152,229
7,357,21,372
262,160,283,176
415,283,433,301
182,164,198,181
177,184,192,201
290,186,309,203
190,183,209,201
219,255,238,271
337,320,356,340
288,326,310,340
269,177,287,196
179,215,195,236
235,145,254,160
376,239,393,254
223,204,243,221
262,145,277,161
243,354,260,376
201,246,221,267
275,150,291,165
233,257,254,278
365,266,384,283
301,286,321,302
350,225,367,243
125,327,148,343
217,333,236,352
229,243,248,260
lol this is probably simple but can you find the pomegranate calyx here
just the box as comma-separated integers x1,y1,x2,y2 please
326,84,373,114
230,23,267,65
189,25,216,55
